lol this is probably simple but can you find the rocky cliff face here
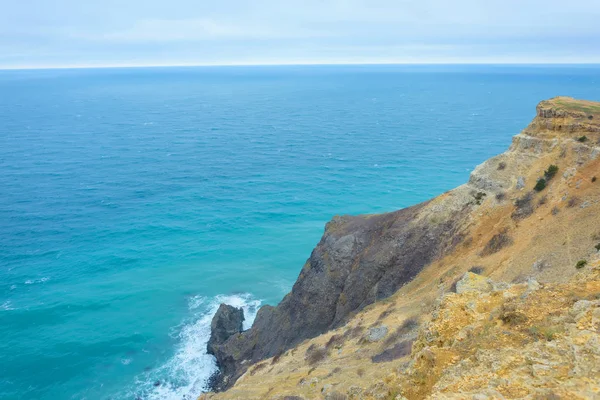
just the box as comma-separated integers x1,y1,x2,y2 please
204,97,600,398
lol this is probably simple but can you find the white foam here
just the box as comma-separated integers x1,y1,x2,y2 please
1,301,14,311
128,293,261,400
24,277,50,285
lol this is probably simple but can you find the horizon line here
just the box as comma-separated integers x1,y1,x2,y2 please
2,60,600,71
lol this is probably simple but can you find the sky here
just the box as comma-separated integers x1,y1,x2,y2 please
1,0,600,69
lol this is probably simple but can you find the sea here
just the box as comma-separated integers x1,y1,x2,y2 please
1,64,599,399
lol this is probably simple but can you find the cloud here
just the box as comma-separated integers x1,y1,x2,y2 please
0,0,599,67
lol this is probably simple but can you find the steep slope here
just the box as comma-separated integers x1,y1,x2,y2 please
203,97,600,398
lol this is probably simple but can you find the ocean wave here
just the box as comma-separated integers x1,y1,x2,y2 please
24,277,50,285
127,293,261,400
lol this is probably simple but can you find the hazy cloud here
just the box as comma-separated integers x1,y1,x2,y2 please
1,0,599,68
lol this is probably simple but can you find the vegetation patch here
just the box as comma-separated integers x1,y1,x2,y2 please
512,192,534,220
250,362,267,375
577,135,588,143
325,334,345,350
576,260,587,269
551,206,560,216
500,303,528,326
595,243,600,251
534,178,547,192
529,324,563,341
544,165,559,180
481,229,513,256
538,195,548,206
343,325,364,340
271,349,284,365
383,317,419,347
305,344,328,365
326,392,348,400
567,196,581,208
498,161,507,170
495,192,505,201
593,176,597,183
371,340,414,363
472,191,487,205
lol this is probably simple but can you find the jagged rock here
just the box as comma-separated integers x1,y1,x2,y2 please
455,272,493,294
207,304,244,356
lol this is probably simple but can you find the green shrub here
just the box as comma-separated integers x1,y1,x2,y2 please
595,243,600,251
577,135,588,142
576,260,587,269
544,165,559,180
534,178,547,192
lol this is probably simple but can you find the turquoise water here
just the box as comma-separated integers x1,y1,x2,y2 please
1,65,599,399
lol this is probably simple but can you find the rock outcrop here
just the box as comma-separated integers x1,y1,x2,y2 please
205,97,600,396
206,305,244,390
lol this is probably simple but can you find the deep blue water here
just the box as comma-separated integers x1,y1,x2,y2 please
1,65,599,399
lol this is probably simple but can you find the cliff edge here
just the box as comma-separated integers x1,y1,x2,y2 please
203,97,600,399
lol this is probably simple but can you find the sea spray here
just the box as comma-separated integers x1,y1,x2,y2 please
128,293,261,400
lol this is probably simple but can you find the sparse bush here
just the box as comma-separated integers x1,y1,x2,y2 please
356,368,364,377
534,178,547,192
371,340,413,363
512,192,534,220
500,303,528,326
343,325,364,340
469,266,484,274
473,191,487,205
481,229,513,256
383,317,419,346
495,192,505,201
325,334,345,350
271,349,284,365
593,176,597,183
538,195,548,206
325,392,347,400
250,362,267,375
305,344,328,365
595,243,600,251
498,161,507,170
576,260,587,269
567,196,581,208
529,325,562,341
377,307,395,321
551,206,560,215
544,165,559,180
577,135,588,142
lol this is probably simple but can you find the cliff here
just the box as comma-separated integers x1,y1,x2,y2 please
202,97,600,399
